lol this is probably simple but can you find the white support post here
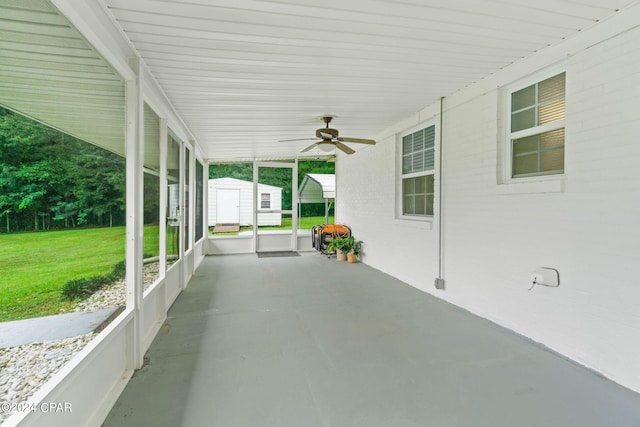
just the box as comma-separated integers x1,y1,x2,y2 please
252,161,258,253
324,198,329,225
292,159,298,250
159,118,168,280
189,141,196,253
178,140,185,289
125,59,145,369
183,142,194,285
204,160,210,246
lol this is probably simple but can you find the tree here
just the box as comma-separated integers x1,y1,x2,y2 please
0,107,126,232
209,162,253,181
0,109,58,230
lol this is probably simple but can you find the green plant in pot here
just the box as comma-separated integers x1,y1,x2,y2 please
345,236,363,263
327,237,349,261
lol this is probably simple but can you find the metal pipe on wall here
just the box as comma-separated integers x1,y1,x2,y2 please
435,96,446,290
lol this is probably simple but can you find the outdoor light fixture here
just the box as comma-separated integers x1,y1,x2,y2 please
317,142,335,152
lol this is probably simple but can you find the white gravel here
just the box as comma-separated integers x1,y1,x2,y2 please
72,261,159,312
0,262,160,423
0,334,94,423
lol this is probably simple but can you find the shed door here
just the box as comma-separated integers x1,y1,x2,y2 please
216,189,240,224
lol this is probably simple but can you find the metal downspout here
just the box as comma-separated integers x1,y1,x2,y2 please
434,96,446,290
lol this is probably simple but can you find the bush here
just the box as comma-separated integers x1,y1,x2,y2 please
109,260,126,281
61,259,126,300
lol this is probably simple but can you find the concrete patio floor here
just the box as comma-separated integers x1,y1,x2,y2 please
104,253,640,427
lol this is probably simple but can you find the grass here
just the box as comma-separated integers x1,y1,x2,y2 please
0,225,160,322
2,217,326,320
210,216,334,236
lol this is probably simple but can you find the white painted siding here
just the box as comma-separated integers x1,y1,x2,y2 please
207,178,281,226
338,22,640,393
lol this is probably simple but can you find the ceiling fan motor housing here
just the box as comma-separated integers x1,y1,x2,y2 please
316,127,339,140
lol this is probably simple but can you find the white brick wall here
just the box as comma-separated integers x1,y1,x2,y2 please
337,130,439,292
337,18,640,392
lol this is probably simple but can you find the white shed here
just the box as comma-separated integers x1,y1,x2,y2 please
208,177,282,227
298,174,335,224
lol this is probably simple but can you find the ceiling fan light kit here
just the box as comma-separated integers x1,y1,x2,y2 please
280,116,376,155
317,142,335,152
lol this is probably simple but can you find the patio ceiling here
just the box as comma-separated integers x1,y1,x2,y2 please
1,1,637,162
0,0,126,156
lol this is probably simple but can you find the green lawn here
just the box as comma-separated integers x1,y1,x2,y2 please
261,216,334,230
0,225,160,322
210,216,334,236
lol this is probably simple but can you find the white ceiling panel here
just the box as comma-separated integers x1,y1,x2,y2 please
101,0,633,161
0,0,126,156
3,0,636,162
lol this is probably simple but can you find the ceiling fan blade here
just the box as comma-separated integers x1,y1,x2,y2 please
337,137,376,145
300,142,319,153
279,138,318,142
335,142,355,154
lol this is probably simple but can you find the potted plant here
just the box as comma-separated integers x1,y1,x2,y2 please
345,236,363,263
327,237,348,261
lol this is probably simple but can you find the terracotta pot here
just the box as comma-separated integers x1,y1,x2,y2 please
336,250,346,261
347,253,357,263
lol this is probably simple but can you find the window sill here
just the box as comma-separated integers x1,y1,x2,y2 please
394,217,434,230
497,177,565,195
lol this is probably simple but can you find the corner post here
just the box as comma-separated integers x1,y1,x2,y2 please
125,58,145,369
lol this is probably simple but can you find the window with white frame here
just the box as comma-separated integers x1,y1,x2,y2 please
401,125,435,216
260,193,271,209
509,72,566,178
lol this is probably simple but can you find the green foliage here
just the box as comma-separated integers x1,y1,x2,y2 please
210,216,333,235
0,107,126,232
143,172,161,225
209,162,253,181
349,237,363,256
297,160,334,184
259,216,334,231
0,227,125,320
330,236,363,256
110,259,127,280
0,226,162,321
327,237,350,253
61,275,111,300
60,257,128,300
298,216,333,229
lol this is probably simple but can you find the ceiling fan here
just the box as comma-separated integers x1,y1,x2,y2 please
280,116,376,154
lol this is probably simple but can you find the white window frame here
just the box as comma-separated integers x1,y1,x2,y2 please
397,122,437,221
503,66,566,183
260,192,271,210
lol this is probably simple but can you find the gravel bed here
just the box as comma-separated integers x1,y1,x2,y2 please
73,261,159,312
0,262,160,422
0,334,94,423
